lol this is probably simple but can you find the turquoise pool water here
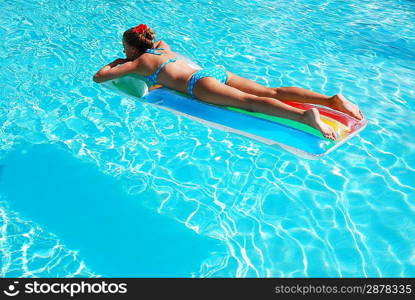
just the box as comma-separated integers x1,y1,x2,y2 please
1,0,414,277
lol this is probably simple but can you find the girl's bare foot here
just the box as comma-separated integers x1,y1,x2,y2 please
330,94,363,120
303,108,337,140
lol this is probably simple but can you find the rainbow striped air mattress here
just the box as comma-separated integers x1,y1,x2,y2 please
101,55,367,159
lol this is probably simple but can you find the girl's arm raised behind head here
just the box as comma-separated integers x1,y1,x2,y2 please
157,40,171,51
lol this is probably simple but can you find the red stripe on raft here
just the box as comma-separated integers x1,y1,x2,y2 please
284,101,364,132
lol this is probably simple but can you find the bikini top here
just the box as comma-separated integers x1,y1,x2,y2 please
142,47,177,85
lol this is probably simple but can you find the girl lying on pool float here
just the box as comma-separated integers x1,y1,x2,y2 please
93,24,363,141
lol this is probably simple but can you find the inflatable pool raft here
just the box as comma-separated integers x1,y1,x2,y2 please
101,55,367,159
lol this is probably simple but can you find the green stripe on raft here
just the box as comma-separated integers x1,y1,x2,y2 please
225,106,329,140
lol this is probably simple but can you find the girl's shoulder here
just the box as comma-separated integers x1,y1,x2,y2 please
155,40,171,51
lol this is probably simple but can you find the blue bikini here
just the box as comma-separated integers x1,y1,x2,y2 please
143,47,228,98
142,48,177,85
186,66,228,98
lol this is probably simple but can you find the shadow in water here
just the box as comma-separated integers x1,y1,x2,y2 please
0,143,223,277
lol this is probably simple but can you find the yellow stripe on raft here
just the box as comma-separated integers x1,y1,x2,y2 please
321,115,351,139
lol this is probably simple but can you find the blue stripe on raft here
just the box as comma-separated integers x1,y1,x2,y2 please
143,88,331,155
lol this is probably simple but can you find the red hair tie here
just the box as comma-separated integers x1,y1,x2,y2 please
133,24,147,34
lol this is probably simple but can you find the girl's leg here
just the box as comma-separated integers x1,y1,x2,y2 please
192,77,337,140
225,72,363,119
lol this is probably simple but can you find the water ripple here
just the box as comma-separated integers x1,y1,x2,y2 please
1,0,415,277
0,197,97,277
